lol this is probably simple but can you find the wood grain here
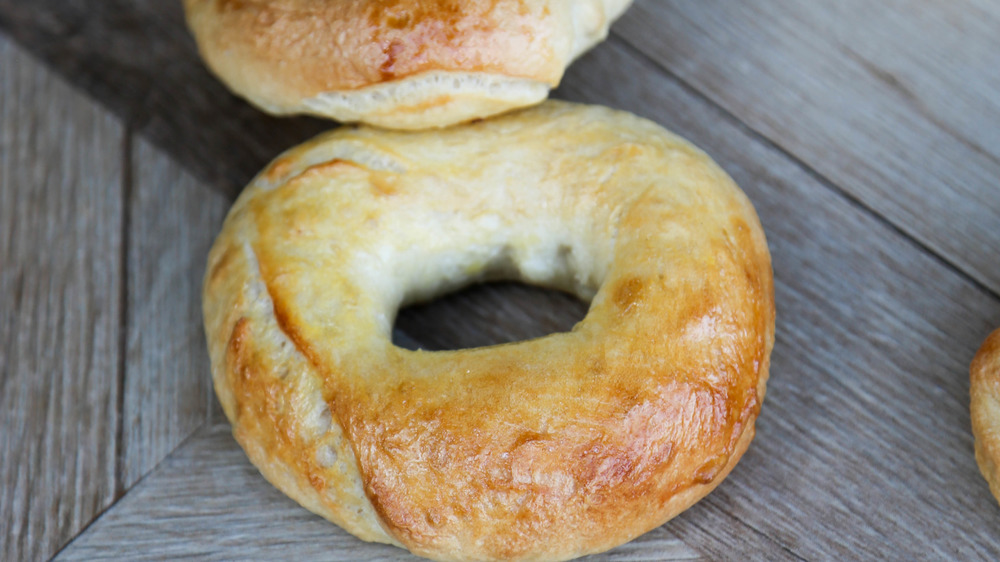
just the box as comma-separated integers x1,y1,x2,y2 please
555,39,1000,558
0,0,328,198
614,0,1000,295
0,35,124,561
119,137,229,489
56,424,701,561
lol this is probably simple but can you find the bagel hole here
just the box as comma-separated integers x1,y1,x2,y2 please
392,281,589,351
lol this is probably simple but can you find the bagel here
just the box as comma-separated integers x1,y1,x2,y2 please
972,328,1000,503
203,101,775,561
183,0,633,129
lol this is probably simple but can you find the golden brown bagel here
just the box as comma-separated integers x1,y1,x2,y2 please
972,328,1000,503
183,0,633,129
203,101,775,561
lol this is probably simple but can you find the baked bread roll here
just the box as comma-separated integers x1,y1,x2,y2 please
203,101,775,560
184,0,633,129
972,328,1000,503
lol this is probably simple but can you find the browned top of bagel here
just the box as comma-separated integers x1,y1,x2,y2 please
972,328,1000,502
203,101,775,561
191,0,561,89
183,0,633,128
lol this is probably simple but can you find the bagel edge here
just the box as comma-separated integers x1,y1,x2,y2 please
972,329,1000,503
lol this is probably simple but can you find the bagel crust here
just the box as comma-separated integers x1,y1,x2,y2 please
203,101,775,561
972,329,1000,502
183,0,633,128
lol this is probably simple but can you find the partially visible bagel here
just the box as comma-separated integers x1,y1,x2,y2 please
972,329,1000,502
184,0,633,129
203,101,775,560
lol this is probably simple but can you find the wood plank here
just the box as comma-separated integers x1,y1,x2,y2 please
0,34,124,560
553,38,1000,558
0,0,328,198
613,0,1000,295
56,424,701,561
119,137,229,488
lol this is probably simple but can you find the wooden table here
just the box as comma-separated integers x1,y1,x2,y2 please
2,1,999,559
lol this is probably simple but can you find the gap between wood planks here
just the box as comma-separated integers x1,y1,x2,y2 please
113,127,133,503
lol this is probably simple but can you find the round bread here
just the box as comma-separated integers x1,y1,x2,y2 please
203,101,775,561
972,328,1000,502
184,0,633,129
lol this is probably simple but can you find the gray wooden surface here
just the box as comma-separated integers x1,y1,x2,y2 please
0,34,123,562
1,1,999,560
614,0,1000,295
120,138,229,489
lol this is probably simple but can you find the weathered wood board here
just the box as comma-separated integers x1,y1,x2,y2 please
0,34,124,561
